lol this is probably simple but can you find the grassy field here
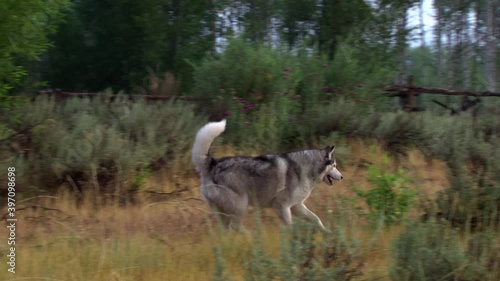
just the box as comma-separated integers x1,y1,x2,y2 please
1,140,481,281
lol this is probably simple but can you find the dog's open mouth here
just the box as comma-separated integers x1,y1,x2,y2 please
324,175,334,186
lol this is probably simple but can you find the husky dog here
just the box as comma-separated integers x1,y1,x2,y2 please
192,119,343,232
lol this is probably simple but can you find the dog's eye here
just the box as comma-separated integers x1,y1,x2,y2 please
324,159,333,166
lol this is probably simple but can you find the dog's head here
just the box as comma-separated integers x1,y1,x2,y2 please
320,146,343,186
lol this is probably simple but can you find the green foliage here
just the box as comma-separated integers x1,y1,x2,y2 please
192,38,394,107
0,0,69,96
431,164,500,231
373,110,428,155
131,164,152,191
4,89,498,204
315,0,372,59
355,161,417,224
192,39,299,102
407,44,493,91
391,222,499,281
279,0,318,48
191,39,395,151
35,0,405,93
44,0,215,92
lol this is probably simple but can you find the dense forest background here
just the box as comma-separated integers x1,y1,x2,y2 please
1,0,498,98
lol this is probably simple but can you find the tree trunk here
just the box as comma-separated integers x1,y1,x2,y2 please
435,1,443,87
208,0,217,55
462,2,472,89
485,0,497,91
471,2,482,89
419,0,426,47
397,6,409,85
451,0,462,89
445,3,453,97
419,0,427,87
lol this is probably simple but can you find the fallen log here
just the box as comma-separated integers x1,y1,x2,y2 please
36,90,202,101
385,85,500,97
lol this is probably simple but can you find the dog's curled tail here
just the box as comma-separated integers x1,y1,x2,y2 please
192,119,226,173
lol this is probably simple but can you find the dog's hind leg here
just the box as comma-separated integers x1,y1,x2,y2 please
227,194,248,232
203,184,248,231
210,204,231,229
228,216,246,232
211,205,245,232
291,203,330,233
274,205,293,225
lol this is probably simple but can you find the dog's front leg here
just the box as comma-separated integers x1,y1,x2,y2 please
292,203,331,233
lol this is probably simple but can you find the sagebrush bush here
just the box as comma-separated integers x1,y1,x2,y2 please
3,93,498,199
211,219,365,281
391,221,499,281
1,95,204,195
221,97,371,152
431,173,500,231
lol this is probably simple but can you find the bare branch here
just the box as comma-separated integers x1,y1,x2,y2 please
385,85,500,97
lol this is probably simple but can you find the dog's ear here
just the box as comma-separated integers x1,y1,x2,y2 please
324,145,335,159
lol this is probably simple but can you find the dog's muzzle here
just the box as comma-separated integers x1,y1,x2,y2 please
323,168,343,186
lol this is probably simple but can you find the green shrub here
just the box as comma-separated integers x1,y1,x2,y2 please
355,160,417,224
326,40,395,106
431,175,500,231
373,111,426,156
391,222,499,281
192,39,299,102
191,38,387,110
221,97,371,152
221,94,304,152
211,220,364,281
208,198,376,281
131,164,152,191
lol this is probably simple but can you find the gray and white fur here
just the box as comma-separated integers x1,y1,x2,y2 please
192,119,343,232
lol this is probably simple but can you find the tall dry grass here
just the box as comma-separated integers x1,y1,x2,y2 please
0,144,466,281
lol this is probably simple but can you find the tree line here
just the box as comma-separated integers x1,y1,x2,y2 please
0,0,498,97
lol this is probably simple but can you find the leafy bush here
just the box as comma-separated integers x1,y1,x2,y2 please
191,39,387,109
193,39,297,102
355,161,417,224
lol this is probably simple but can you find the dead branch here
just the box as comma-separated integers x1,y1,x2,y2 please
385,85,500,97
36,90,202,101
432,99,458,114
432,95,481,115
1,204,68,220
66,175,83,198
141,186,189,196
